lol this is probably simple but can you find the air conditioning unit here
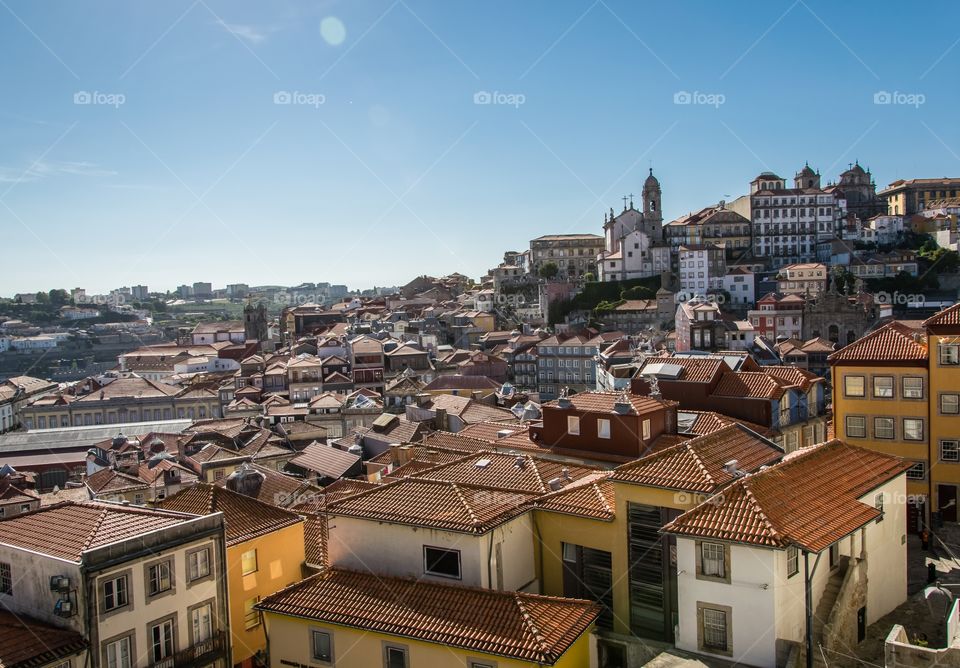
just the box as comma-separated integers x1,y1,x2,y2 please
54,599,73,617
49,576,70,592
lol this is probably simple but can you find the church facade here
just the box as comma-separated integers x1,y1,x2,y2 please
597,169,671,281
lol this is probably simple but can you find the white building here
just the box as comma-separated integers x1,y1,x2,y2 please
678,244,726,298
665,440,909,667
326,477,539,592
10,335,58,350
597,170,671,281
723,266,755,306
745,166,843,268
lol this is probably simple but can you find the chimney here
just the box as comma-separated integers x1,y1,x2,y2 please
389,443,402,466
435,408,448,431
399,445,414,465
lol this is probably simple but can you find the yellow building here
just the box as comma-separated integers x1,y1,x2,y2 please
160,483,307,668
257,568,598,668
531,424,783,663
829,308,960,528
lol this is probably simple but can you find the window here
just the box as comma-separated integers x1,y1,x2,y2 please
642,418,651,440
700,542,726,579
103,575,128,611
0,563,10,595
149,619,175,663
942,440,960,463
941,343,960,365
843,375,864,397
873,376,894,398
423,546,461,579
875,493,884,522
190,603,213,643
787,546,798,577
105,637,131,668
567,416,580,435
903,418,924,441
874,417,894,439
701,607,728,651
241,549,258,575
384,644,408,668
903,377,924,399
148,561,172,596
188,548,211,581
244,596,260,629
845,416,866,438
906,462,926,480
311,629,333,663
597,418,610,439
942,394,960,414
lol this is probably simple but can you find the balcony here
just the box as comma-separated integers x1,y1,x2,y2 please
152,631,227,668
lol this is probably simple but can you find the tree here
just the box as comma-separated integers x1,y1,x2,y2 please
48,289,69,306
584,272,596,283
539,262,559,280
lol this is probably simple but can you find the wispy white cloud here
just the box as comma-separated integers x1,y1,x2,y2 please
216,20,269,44
0,160,116,183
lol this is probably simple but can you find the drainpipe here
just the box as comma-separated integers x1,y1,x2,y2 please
804,550,822,668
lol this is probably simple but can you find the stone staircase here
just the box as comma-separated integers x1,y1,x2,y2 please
811,560,848,667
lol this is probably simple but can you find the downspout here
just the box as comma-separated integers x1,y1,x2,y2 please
486,528,494,589
804,550,823,668
532,512,544,593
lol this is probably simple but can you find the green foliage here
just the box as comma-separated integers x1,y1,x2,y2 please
583,272,596,283
539,262,559,279
547,276,660,325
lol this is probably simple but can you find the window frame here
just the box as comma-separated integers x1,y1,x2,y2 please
146,558,174,599
102,632,134,668
906,461,927,480
423,545,462,580
186,546,212,583
383,642,409,668
101,572,131,615
873,416,895,440
843,374,865,398
941,440,960,463
903,418,924,442
872,375,894,399
697,602,732,656
695,540,730,584
845,415,866,438
902,376,924,400
941,393,960,415
940,343,960,366
786,546,798,578
147,615,176,664
597,418,611,439
310,628,334,664
566,415,580,436
243,596,261,630
241,548,258,576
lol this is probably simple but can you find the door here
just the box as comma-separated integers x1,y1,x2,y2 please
940,485,958,523
857,606,867,642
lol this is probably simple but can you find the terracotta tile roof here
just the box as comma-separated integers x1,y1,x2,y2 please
610,424,782,493
923,302,960,328
678,411,775,438
212,463,317,508
0,501,194,562
458,421,525,441
321,478,380,503
712,371,788,400
422,374,501,391
827,321,928,363
326,477,538,534
300,511,327,568
407,451,599,494
85,467,149,494
158,484,302,546
417,431,491,452
0,611,87,668
366,443,473,467
531,472,615,520
640,356,727,383
256,568,598,664
762,365,822,391
663,440,912,551
288,443,361,479
544,391,674,415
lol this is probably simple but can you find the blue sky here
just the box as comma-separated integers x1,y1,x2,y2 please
2,0,959,295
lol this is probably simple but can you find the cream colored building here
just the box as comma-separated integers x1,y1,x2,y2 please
0,501,230,668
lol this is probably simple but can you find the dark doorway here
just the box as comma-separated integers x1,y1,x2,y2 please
857,606,867,642
563,544,614,629
939,485,958,522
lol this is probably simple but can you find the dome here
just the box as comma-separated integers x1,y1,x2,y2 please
644,168,659,188
798,163,816,176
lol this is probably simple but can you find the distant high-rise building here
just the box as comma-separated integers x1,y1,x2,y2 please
226,283,250,299
131,284,149,300
177,284,193,299
193,281,213,299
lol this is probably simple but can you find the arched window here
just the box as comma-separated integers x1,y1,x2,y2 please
828,324,839,343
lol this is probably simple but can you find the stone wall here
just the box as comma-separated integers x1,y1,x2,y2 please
823,557,867,666
885,621,960,667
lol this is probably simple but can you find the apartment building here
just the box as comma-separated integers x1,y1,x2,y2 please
535,332,623,400
663,204,752,261
879,177,960,215
0,501,230,668
776,262,828,298
678,244,726,297
529,234,604,279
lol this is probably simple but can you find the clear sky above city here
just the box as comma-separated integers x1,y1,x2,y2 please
2,0,959,295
